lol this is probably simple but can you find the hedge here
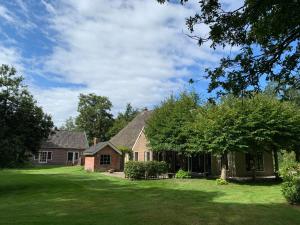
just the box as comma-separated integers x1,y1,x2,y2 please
279,152,300,204
124,161,168,180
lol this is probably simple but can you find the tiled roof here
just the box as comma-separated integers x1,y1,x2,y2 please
41,130,89,149
110,110,152,149
83,141,121,155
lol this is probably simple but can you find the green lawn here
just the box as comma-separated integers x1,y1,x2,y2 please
0,167,299,225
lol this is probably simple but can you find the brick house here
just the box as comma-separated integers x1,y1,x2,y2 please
83,109,275,178
84,141,122,172
31,130,89,165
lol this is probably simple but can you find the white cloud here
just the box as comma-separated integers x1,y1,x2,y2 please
34,0,226,126
0,4,16,23
0,45,23,71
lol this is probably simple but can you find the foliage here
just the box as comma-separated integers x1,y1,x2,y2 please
279,152,300,204
60,116,79,131
76,93,113,143
117,146,133,159
216,178,229,185
189,94,300,158
145,92,199,153
124,161,146,179
0,65,53,167
108,103,139,138
145,161,168,178
175,169,191,179
158,0,300,96
124,161,168,179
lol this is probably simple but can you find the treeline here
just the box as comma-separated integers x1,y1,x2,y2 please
60,94,139,144
0,65,53,167
0,64,139,167
145,90,300,180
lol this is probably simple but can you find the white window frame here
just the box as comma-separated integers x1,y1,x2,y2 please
39,151,48,163
134,152,139,161
67,151,80,164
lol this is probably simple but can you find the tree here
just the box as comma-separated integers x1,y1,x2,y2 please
189,94,300,179
60,116,78,131
145,92,199,167
0,65,53,167
76,93,113,143
108,103,139,138
158,0,300,96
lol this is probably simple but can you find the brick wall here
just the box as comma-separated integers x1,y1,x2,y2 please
92,146,122,172
84,156,95,172
132,131,152,161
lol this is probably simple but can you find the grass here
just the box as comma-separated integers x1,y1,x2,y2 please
0,166,299,225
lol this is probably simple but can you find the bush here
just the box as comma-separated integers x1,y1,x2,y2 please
124,161,168,180
279,152,300,204
124,161,145,179
175,169,191,179
216,178,228,185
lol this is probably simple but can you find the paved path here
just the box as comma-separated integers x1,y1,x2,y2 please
102,172,125,178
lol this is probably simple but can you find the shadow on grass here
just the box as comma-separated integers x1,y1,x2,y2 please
0,169,299,225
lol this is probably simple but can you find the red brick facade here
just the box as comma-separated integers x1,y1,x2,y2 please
84,145,122,172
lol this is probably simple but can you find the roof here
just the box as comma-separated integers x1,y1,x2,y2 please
41,130,89,149
110,110,152,149
83,141,121,155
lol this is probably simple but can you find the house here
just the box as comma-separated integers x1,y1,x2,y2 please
83,109,152,172
32,130,89,165
83,109,275,177
84,141,122,172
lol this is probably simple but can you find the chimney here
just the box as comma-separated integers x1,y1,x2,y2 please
93,137,98,146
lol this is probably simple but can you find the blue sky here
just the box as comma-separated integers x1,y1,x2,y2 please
0,0,241,126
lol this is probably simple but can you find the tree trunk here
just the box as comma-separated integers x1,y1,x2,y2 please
251,162,256,181
220,153,228,180
273,149,279,179
220,163,227,180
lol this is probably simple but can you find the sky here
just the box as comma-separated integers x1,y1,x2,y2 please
0,0,242,126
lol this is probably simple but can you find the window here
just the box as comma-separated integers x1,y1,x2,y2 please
246,153,264,171
68,152,74,161
47,152,52,160
145,152,150,161
39,151,47,163
134,152,139,161
67,152,80,164
75,152,79,160
100,155,111,165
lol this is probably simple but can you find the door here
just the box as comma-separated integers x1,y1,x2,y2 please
67,151,79,165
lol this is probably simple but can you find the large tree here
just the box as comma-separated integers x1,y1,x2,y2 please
76,93,113,143
158,0,300,96
60,116,78,131
108,103,139,138
188,94,300,179
0,65,53,167
145,92,199,166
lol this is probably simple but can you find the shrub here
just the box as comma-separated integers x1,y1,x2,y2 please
175,169,191,179
124,161,145,180
125,161,168,180
279,152,300,204
216,178,228,185
145,161,167,178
